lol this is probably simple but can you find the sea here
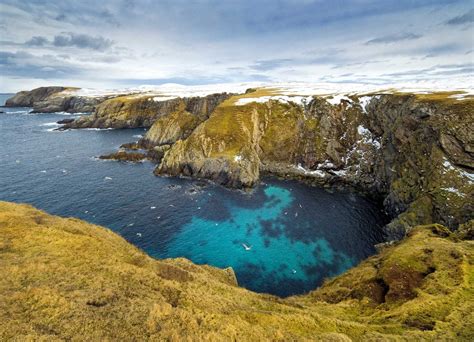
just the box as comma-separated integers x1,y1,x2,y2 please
0,94,388,297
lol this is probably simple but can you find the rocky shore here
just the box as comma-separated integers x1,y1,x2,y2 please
5,87,473,240
0,201,472,340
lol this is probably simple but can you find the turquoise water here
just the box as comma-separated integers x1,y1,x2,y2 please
159,185,356,295
0,94,388,297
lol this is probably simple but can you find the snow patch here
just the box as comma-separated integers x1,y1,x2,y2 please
235,95,312,106
459,169,474,182
153,96,178,102
442,158,474,183
441,187,465,197
358,96,378,114
295,164,326,177
332,169,349,176
448,93,470,101
357,125,381,149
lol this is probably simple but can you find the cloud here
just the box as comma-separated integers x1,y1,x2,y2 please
382,63,473,77
25,36,48,47
423,43,464,57
249,59,294,71
52,32,114,51
445,9,474,25
0,0,472,92
0,50,82,79
365,32,422,45
22,33,115,51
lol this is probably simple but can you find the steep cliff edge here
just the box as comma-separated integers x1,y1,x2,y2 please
64,92,232,129
4,86,109,113
0,201,472,340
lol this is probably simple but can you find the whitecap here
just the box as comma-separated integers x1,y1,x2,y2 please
6,110,30,114
82,128,115,131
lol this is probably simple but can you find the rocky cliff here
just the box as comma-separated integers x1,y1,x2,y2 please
0,201,472,340
4,86,109,113
64,92,232,129
5,86,68,107
7,86,472,239
148,92,473,239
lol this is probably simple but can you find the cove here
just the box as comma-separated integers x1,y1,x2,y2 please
0,97,388,297
152,181,387,296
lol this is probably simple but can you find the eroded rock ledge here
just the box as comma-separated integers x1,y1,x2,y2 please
0,201,472,340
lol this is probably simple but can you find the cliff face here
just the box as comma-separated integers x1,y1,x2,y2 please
0,201,472,340
365,94,473,238
31,94,107,113
5,86,67,107
65,92,232,129
153,93,473,238
4,86,108,113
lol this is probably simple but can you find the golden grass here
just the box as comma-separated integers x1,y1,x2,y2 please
0,201,472,341
222,87,282,107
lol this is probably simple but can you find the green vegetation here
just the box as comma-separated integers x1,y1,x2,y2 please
0,202,472,340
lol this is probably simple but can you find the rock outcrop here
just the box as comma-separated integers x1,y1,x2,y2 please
31,94,107,113
64,92,232,129
4,86,109,113
0,201,472,340
5,86,67,107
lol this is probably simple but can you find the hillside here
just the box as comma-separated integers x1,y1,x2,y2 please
0,201,472,340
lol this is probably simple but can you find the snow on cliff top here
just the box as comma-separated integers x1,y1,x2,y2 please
61,80,473,100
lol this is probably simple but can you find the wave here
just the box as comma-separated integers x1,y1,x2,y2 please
4,110,31,114
82,128,115,131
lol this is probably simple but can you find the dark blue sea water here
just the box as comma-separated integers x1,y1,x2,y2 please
0,94,388,297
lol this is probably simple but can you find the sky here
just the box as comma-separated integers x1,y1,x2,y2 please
0,0,473,92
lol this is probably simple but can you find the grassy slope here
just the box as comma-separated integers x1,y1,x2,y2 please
0,201,472,341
